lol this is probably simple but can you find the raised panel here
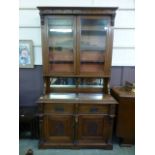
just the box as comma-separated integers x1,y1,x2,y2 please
45,115,74,143
78,115,110,143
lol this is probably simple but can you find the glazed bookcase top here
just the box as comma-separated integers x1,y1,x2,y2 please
38,7,117,77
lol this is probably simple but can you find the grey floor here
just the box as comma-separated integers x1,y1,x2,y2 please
19,140,135,155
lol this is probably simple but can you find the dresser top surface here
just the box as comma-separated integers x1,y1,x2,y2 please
37,6,118,10
38,93,117,104
111,87,135,98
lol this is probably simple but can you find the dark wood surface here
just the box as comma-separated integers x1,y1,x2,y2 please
38,93,117,149
111,87,135,146
37,7,118,149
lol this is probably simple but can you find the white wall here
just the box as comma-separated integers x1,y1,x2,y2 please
19,0,135,66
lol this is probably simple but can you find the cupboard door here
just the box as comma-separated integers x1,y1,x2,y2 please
77,115,111,143
47,16,76,75
45,115,74,143
77,16,111,75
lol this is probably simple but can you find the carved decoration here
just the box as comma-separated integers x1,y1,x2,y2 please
86,121,98,136
40,13,44,25
111,14,116,26
53,121,64,136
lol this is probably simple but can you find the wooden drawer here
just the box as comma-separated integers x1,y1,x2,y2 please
78,104,109,114
44,103,74,113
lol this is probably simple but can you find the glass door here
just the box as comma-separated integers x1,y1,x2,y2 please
78,16,110,75
47,16,76,74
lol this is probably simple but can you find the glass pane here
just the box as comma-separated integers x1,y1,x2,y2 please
79,78,103,88
50,77,76,88
48,17,74,73
80,18,110,74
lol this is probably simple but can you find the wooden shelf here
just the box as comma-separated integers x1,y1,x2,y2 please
49,61,74,64
81,61,104,64
49,51,74,61
81,30,106,35
50,63,74,73
80,64,104,73
80,51,105,62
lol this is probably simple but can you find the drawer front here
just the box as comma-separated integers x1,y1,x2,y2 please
78,104,109,114
44,103,74,113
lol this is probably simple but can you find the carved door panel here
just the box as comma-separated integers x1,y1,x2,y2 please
45,115,74,143
77,115,111,143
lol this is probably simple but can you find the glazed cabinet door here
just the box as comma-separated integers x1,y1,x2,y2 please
77,115,112,144
44,115,74,144
44,16,76,75
77,16,111,76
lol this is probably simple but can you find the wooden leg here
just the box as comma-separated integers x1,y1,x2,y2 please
120,138,133,147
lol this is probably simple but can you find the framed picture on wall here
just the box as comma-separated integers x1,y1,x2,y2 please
19,40,34,68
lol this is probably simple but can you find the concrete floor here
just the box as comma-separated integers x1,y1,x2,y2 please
19,139,135,155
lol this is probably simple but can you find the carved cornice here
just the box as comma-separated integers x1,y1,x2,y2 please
37,7,118,26
111,14,116,26
37,7,118,14
40,13,44,25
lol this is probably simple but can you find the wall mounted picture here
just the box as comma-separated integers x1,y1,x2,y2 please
19,40,34,68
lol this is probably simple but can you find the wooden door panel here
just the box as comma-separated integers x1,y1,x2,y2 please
45,115,74,143
77,115,110,143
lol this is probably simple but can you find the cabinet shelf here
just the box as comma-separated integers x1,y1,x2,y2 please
48,32,73,35
80,43,105,51
81,61,104,64
49,61,73,64
81,30,106,35
49,51,74,62
49,60,104,64
80,48,105,51
49,46,73,50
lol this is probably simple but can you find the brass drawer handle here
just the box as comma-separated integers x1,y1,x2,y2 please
90,107,98,113
54,107,64,112
75,116,78,123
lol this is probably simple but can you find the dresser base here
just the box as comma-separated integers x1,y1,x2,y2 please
39,141,113,149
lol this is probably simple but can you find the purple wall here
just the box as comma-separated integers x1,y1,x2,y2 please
19,66,44,106
110,66,135,86
19,66,135,106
